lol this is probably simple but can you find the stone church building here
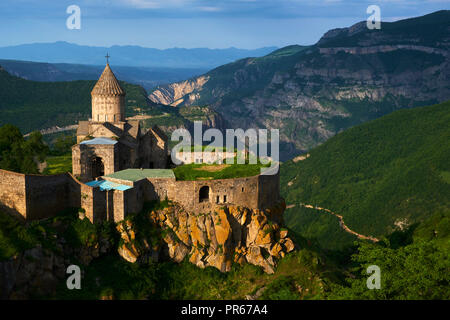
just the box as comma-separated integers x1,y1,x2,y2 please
72,63,168,182
0,60,280,225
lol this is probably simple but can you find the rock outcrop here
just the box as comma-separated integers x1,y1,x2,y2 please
117,201,295,274
149,76,209,106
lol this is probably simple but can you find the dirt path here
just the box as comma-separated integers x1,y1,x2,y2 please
287,203,379,242
24,124,78,137
23,112,170,137
126,112,170,121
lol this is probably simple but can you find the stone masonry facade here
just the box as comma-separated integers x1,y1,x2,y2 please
0,167,280,224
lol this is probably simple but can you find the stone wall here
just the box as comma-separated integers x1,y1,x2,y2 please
25,174,73,220
91,95,125,122
0,170,27,219
146,178,173,201
112,190,128,222
165,173,278,214
0,167,280,224
72,143,118,182
140,129,168,169
257,170,281,209
102,171,279,219
0,170,86,221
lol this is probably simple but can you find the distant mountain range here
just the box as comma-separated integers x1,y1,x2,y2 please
0,59,207,91
149,10,450,159
0,42,277,69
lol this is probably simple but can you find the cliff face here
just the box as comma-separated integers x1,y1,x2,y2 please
149,11,450,159
149,76,209,106
0,200,294,299
117,201,295,274
140,105,227,140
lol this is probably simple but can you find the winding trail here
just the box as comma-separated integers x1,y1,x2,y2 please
287,203,379,242
23,113,171,137
24,124,78,137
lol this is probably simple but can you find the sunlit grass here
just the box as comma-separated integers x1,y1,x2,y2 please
173,159,270,181
43,154,72,175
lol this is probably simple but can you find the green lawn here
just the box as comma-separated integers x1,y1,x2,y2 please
173,161,270,181
43,154,72,175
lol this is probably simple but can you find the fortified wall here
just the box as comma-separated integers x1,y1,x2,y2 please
97,168,281,222
0,169,82,220
0,168,134,223
0,167,280,225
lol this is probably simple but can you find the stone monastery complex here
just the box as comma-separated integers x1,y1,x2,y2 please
0,63,280,224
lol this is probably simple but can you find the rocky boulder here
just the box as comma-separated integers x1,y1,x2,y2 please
119,200,295,274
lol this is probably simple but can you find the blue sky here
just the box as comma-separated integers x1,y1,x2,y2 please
0,0,449,49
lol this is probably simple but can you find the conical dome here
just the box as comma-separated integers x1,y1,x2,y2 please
91,64,125,96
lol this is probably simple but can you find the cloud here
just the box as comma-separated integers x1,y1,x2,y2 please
198,6,223,12
0,0,448,20
122,0,160,9
118,0,197,9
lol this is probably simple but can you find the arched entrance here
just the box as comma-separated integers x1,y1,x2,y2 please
92,157,104,178
199,186,210,203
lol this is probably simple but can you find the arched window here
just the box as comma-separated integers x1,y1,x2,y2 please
92,157,104,178
199,186,210,203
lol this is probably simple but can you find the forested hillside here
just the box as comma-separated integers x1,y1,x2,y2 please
0,67,149,134
280,100,450,248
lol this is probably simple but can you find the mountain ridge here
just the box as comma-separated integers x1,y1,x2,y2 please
0,42,278,69
149,11,450,159
0,59,207,91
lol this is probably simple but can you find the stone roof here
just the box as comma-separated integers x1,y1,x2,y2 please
104,169,175,182
91,64,125,96
151,125,168,141
126,120,140,139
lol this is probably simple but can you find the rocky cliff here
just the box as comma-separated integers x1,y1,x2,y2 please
149,11,450,159
139,104,227,139
149,76,210,106
117,201,295,274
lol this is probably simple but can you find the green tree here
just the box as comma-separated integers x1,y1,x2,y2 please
328,239,450,300
52,134,76,156
0,124,49,174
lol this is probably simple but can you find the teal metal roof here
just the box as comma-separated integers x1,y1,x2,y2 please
80,137,118,145
104,169,175,182
86,180,132,191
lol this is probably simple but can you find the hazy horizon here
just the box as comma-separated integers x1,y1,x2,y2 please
0,1,448,49
0,40,278,51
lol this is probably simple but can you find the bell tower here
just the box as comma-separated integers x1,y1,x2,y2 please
91,55,126,123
